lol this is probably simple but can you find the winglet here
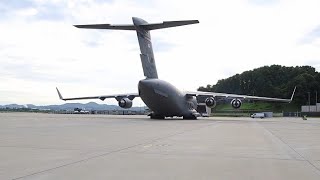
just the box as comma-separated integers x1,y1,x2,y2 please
290,86,296,103
56,87,65,101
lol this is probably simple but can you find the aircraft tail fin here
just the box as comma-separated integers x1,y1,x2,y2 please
74,17,199,79
132,18,199,79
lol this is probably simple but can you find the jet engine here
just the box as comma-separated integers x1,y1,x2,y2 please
231,98,242,109
205,97,216,108
118,98,133,109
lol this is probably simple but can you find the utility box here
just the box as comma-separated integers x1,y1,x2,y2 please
197,104,211,117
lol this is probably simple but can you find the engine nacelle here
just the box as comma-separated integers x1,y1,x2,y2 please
118,98,133,109
205,97,216,108
231,98,242,109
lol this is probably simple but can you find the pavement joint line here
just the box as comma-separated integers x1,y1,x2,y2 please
257,121,320,176
12,121,220,180
0,145,87,151
117,150,310,161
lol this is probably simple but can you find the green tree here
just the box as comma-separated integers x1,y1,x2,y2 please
198,65,319,106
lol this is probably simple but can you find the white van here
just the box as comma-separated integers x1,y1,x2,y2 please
250,113,265,118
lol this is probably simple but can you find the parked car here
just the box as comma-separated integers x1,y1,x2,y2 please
250,113,265,118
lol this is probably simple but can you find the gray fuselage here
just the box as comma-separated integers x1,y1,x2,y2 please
138,79,197,117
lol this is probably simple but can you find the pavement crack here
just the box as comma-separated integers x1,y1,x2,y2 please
258,122,320,176
12,121,220,180
0,145,84,151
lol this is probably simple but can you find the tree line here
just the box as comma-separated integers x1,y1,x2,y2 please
198,65,320,106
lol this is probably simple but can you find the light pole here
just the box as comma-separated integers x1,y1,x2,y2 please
316,91,318,112
308,92,311,112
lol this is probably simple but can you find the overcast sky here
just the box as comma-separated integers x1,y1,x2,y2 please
0,0,320,106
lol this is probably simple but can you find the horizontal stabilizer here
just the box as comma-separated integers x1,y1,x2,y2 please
74,20,199,31
74,24,136,30
141,20,199,30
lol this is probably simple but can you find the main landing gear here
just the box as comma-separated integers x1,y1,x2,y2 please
149,113,165,119
183,115,197,120
148,113,197,120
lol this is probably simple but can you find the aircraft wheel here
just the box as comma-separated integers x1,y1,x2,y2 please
150,114,165,119
183,115,197,120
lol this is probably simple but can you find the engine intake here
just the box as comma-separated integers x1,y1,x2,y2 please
231,98,242,109
205,97,216,108
118,98,133,109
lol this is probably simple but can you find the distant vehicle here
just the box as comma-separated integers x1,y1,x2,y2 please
74,108,82,112
251,113,265,118
56,17,296,120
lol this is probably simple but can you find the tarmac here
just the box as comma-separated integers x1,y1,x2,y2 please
1,112,320,180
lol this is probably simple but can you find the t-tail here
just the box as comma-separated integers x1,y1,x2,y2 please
74,17,199,79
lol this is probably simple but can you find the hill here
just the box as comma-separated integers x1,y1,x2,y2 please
198,65,320,106
214,102,299,112
0,102,145,111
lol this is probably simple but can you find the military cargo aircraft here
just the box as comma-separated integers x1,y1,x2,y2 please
57,17,295,119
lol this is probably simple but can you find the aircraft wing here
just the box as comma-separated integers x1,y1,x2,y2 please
186,87,296,103
56,87,139,101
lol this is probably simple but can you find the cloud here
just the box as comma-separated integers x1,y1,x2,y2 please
248,0,279,6
33,2,68,21
0,0,74,22
0,0,35,19
300,25,320,44
153,40,176,52
0,55,92,83
0,0,35,10
1,0,320,105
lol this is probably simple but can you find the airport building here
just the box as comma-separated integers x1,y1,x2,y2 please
301,103,320,112
301,103,320,117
